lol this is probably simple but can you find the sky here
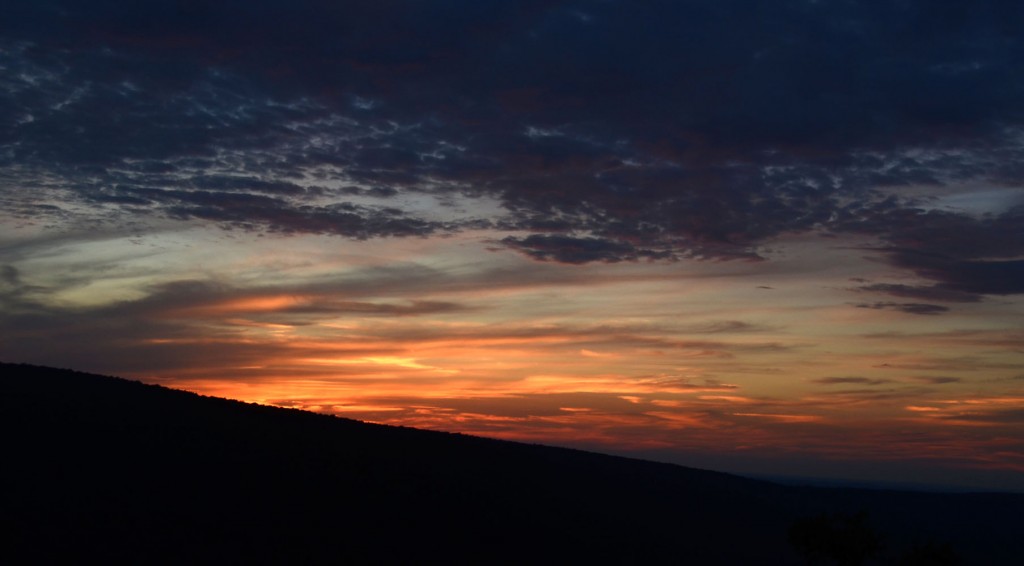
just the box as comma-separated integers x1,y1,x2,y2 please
2,1,1023,492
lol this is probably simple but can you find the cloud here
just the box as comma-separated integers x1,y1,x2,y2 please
168,296,473,320
955,408,1024,425
873,357,1022,372
857,283,982,303
679,321,766,334
0,265,19,287
854,302,951,316
635,376,738,392
909,376,962,385
859,329,1024,351
886,250,1024,296
2,0,1023,277
909,399,1024,427
842,206,1024,298
813,377,894,386
3,2,1024,494
0,264,48,308
500,234,674,264
814,375,961,387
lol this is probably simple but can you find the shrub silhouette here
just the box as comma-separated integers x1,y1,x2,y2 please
898,540,962,566
789,511,881,566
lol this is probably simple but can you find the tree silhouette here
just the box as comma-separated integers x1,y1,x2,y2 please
898,540,962,566
789,511,882,566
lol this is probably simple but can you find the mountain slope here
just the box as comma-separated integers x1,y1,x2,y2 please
2,363,1021,564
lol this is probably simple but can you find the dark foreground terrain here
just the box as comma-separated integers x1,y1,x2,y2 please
2,363,1021,564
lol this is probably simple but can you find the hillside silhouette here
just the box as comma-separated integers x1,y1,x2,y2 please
3,362,1021,564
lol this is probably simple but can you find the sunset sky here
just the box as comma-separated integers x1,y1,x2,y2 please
2,1,1023,491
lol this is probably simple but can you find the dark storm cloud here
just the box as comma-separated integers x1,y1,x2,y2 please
3,1,1024,282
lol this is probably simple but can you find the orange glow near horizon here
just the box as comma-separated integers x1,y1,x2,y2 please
6,4,1024,498
4,229,1021,491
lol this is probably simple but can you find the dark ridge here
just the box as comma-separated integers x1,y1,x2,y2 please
2,362,1021,564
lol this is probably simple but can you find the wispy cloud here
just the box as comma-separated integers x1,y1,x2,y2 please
855,302,950,316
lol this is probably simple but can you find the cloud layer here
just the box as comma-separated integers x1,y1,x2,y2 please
3,1,1024,490
3,1,1023,294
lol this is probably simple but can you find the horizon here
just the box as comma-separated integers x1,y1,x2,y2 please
4,360,1020,495
2,1,1022,493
